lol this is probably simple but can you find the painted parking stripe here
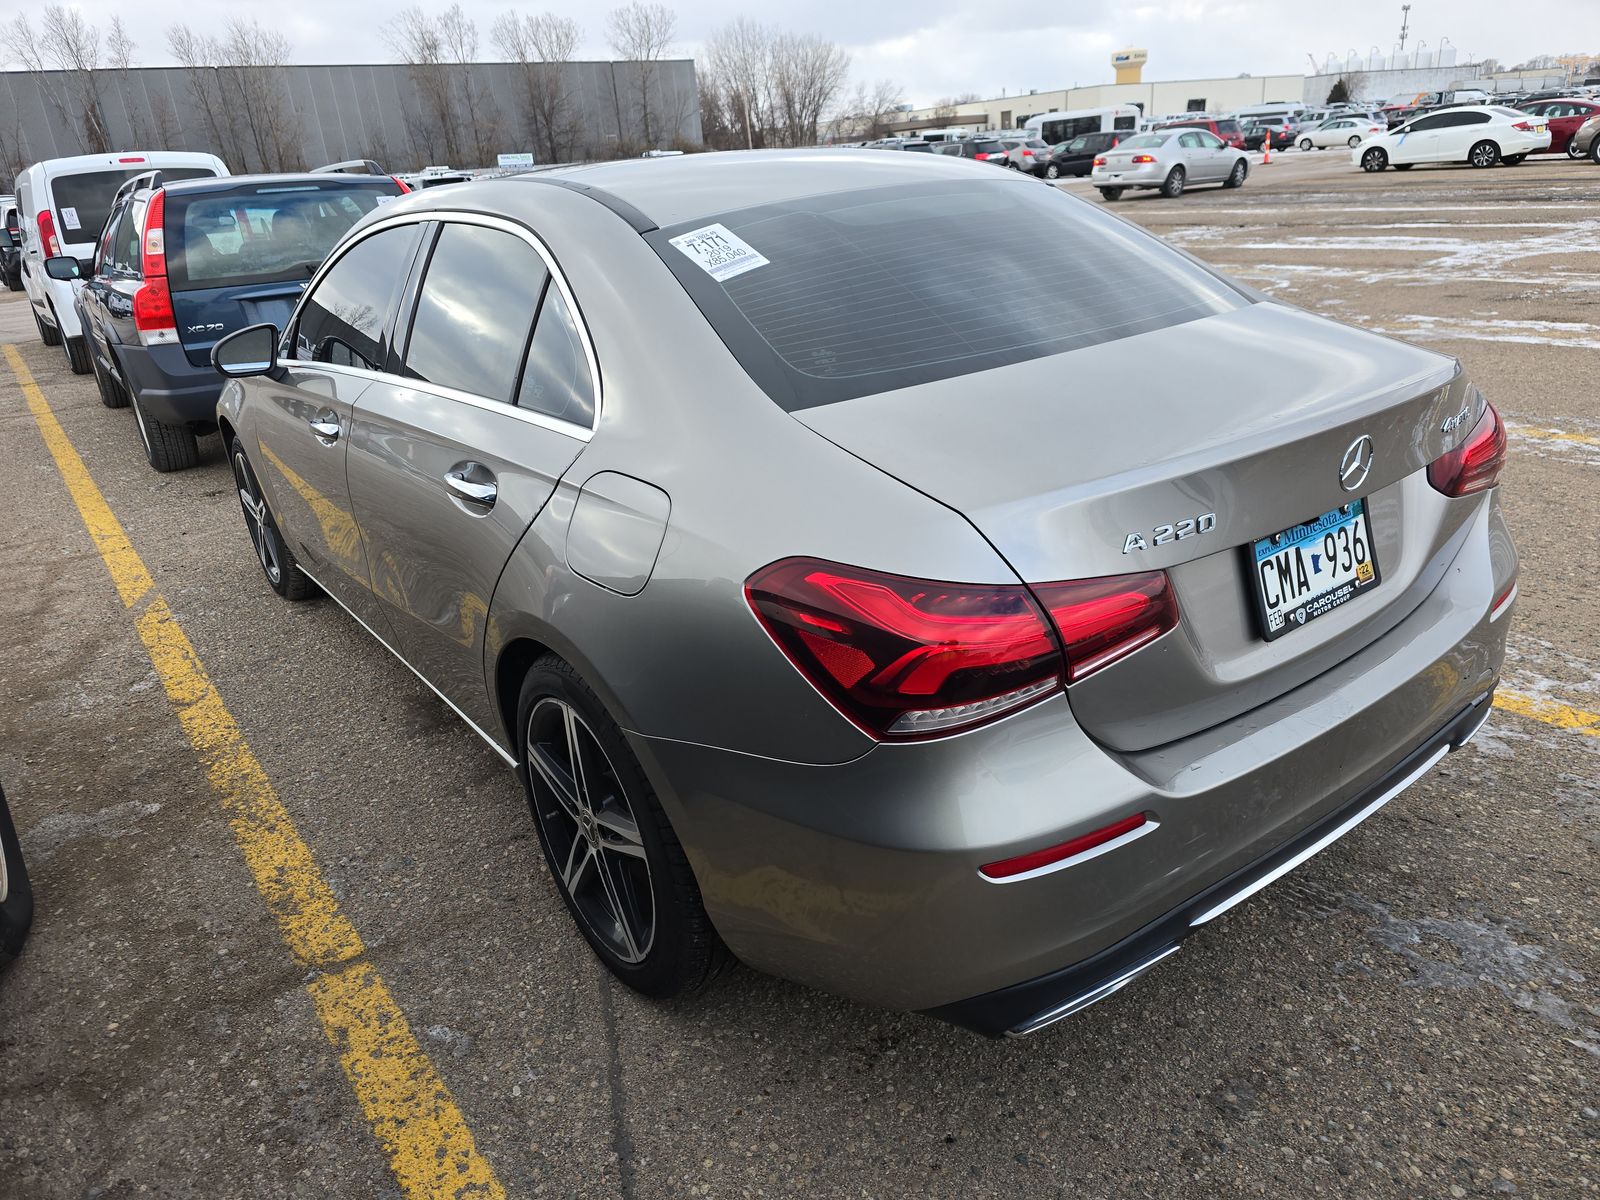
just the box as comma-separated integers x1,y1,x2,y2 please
2,344,506,1200
1492,689,1600,738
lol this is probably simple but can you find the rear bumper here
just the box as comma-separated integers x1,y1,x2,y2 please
117,340,222,425
928,693,1492,1037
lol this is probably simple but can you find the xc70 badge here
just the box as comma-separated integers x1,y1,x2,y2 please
1123,511,1216,554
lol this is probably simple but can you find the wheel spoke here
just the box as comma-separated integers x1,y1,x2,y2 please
563,704,594,816
563,839,595,893
528,741,584,824
593,853,641,961
594,807,646,859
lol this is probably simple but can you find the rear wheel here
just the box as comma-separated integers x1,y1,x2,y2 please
130,390,200,472
63,334,90,374
33,306,61,347
1360,147,1388,172
1045,163,1060,179
1393,163,1414,170
4,271,21,293
0,786,33,966
1468,140,1500,168
90,345,130,409
1224,160,1247,188
230,437,314,600
1097,187,1123,201
1160,166,1186,198
1347,135,1362,148
1591,138,1600,164
518,656,728,999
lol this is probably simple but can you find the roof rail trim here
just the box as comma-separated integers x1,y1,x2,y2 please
513,175,657,233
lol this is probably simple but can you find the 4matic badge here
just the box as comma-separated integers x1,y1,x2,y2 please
1122,511,1216,554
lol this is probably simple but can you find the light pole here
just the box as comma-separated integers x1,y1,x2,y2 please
1398,4,1412,53
1439,36,1452,67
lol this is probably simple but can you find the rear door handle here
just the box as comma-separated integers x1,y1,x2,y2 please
308,417,341,442
444,469,497,507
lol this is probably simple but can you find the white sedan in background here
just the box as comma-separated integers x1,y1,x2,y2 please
1354,105,1551,171
1091,129,1249,200
1299,117,1385,150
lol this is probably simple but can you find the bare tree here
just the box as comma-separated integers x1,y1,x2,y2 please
492,11,583,164
438,4,499,166
771,32,849,147
4,5,113,154
703,18,775,149
385,7,459,165
606,2,677,146
167,20,300,171
701,19,851,149
829,79,904,142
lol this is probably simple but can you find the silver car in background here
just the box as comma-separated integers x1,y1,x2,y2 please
213,150,1515,1036
1092,128,1250,200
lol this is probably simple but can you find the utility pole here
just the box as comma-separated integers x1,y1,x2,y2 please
1398,4,1412,53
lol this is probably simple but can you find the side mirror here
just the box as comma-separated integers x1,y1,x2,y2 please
212,323,279,378
0,227,15,249
44,255,82,281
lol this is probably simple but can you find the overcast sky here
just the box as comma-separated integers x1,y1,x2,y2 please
12,0,1600,106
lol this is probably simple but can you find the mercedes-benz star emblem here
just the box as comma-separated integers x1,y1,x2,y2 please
1339,435,1375,493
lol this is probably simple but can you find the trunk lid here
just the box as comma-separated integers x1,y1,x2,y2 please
796,302,1475,751
171,282,306,367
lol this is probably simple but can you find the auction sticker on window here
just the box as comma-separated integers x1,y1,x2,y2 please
669,223,769,282
60,206,81,231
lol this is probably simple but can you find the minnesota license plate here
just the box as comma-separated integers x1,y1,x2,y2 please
1250,499,1380,640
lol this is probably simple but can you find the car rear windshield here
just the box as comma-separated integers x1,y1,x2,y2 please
51,166,217,245
166,181,400,290
648,178,1248,411
1118,133,1167,149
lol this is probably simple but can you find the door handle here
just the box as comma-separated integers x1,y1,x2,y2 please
444,469,497,507
308,417,341,441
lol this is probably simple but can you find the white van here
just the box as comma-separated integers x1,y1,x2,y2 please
17,151,228,373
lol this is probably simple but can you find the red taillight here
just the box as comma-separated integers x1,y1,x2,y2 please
391,176,411,193
1033,572,1179,682
745,559,1178,740
1427,402,1506,497
980,813,1152,880
132,278,175,334
1512,121,1532,131
141,188,167,278
745,559,1064,739
1022,149,1034,156
37,209,59,257
1130,154,1156,163
1093,155,1108,166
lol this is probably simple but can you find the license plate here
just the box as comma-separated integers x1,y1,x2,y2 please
1249,499,1380,640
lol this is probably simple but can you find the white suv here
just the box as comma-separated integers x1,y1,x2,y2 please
16,151,227,374
1354,106,1551,172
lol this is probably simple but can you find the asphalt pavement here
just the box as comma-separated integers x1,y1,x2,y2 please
1,148,1596,1199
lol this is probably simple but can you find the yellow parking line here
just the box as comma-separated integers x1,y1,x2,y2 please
1492,688,1600,738
1506,423,1600,450
2,344,506,1200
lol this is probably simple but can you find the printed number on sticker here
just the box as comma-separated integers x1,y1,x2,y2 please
669,223,769,282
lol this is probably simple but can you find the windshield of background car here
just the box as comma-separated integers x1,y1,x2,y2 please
648,178,1249,411
50,166,218,246
166,181,400,290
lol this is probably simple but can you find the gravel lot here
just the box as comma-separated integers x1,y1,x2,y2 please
1,148,1596,1199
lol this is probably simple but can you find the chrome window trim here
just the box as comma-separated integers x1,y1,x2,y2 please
285,207,602,443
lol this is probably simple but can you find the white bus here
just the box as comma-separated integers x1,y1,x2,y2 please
1023,105,1141,145
916,126,977,143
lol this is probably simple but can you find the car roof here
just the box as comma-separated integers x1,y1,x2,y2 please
526,149,1035,229
160,172,398,195
29,151,225,177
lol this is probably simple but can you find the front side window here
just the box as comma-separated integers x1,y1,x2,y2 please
294,223,423,370
402,223,549,403
1196,131,1224,149
96,206,123,275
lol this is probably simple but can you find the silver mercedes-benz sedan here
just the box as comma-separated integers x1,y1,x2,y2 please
212,150,1516,1037
1091,128,1250,200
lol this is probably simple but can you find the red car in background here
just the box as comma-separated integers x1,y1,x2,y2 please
1155,116,1245,149
1515,98,1600,156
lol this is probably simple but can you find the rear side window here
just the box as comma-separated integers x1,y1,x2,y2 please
50,166,217,245
294,223,423,370
401,223,549,403
650,179,1247,411
168,183,398,290
518,288,596,427
1113,115,1137,130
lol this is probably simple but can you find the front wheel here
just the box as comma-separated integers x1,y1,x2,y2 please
1468,140,1500,168
1393,163,1414,170
1298,138,1313,151
90,345,130,409
1504,154,1526,165
0,786,33,966
1045,163,1060,179
63,334,90,374
1224,160,1247,188
519,656,729,998
1591,138,1600,164
1361,147,1388,172
1097,187,1123,202
33,306,61,347
1160,166,1186,198
229,438,315,600
1566,139,1585,159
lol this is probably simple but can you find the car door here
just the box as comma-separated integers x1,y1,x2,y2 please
1174,131,1209,180
252,220,427,629
1390,113,1442,162
93,194,149,371
345,216,595,734
77,201,124,367
1193,130,1229,178
1443,110,1493,160
1317,119,1349,147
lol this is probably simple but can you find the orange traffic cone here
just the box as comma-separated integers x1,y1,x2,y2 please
1262,129,1272,165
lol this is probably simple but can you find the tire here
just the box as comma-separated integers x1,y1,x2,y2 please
33,305,61,347
1160,166,1185,198
130,389,200,472
1393,163,1413,170
1299,138,1313,151
1224,160,1247,189
1360,147,1388,172
518,655,729,999
4,272,21,293
1045,163,1060,179
90,345,129,409
1347,135,1362,148
0,786,33,966
1591,138,1600,164
1098,187,1123,201
63,334,90,375
1468,140,1500,168
1504,154,1526,165
229,437,315,600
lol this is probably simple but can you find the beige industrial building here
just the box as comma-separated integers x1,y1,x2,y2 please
889,48,1304,135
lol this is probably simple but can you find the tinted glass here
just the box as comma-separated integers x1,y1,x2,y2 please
1196,131,1224,148
651,179,1247,410
50,166,217,246
1113,115,1137,130
1179,132,1203,148
1217,120,1240,134
1407,114,1446,131
97,206,124,274
112,201,142,272
1120,133,1167,149
517,286,595,427
1066,136,1088,152
168,181,399,290
1458,111,1491,124
294,223,423,370
402,223,548,403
